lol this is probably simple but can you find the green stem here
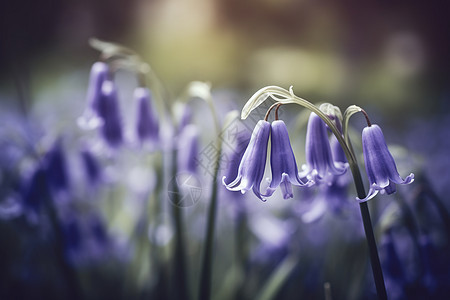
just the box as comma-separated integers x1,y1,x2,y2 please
198,146,221,300
358,204,388,300
234,211,247,300
170,149,190,300
196,87,225,300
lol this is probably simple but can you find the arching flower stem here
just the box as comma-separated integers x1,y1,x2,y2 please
360,108,373,127
264,102,283,121
242,85,387,300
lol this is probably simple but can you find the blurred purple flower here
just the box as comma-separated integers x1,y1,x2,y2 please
327,135,352,213
62,216,83,261
22,166,48,216
78,62,109,129
380,231,407,300
80,147,102,186
419,235,450,297
62,213,116,265
97,80,123,147
135,87,159,144
300,113,347,185
177,124,199,174
264,120,312,199
176,102,193,133
223,120,270,200
44,139,70,194
359,124,414,202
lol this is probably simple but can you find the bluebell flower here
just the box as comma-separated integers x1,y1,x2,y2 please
223,120,270,200
265,120,312,199
44,139,70,194
359,124,414,201
78,62,109,129
330,133,347,165
135,87,159,144
22,166,48,216
325,135,352,214
300,113,347,184
80,147,102,185
177,124,199,174
97,80,123,147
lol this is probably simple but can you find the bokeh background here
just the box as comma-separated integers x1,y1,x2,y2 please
2,0,450,115
1,1,450,299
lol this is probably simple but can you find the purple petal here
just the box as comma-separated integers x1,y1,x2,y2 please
98,80,123,147
78,62,109,129
177,124,199,174
135,87,159,143
302,113,347,183
269,120,309,188
360,124,414,200
223,120,270,200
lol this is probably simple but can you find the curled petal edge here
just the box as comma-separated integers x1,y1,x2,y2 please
391,173,415,185
357,173,414,202
222,176,267,201
357,187,379,203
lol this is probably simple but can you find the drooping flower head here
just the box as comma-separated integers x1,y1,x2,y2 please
78,62,109,129
359,124,414,202
97,80,123,147
300,113,347,184
223,120,270,200
135,87,159,144
264,120,312,199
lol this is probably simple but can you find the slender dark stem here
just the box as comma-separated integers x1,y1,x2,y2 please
198,144,222,300
274,103,282,120
351,165,387,300
359,203,387,299
234,211,247,300
264,102,281,121
170,150,190,300
360,109,372,127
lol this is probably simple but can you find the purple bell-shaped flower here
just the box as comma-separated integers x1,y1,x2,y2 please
80,147,102,186
359,124,414,201
177,124,199,174
223,120,271,200
264,120,312,199
97,80,123,147
135,87,159,144
300,113,347,184
22,166,48,216
45,139,70,194
78,62,109,129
